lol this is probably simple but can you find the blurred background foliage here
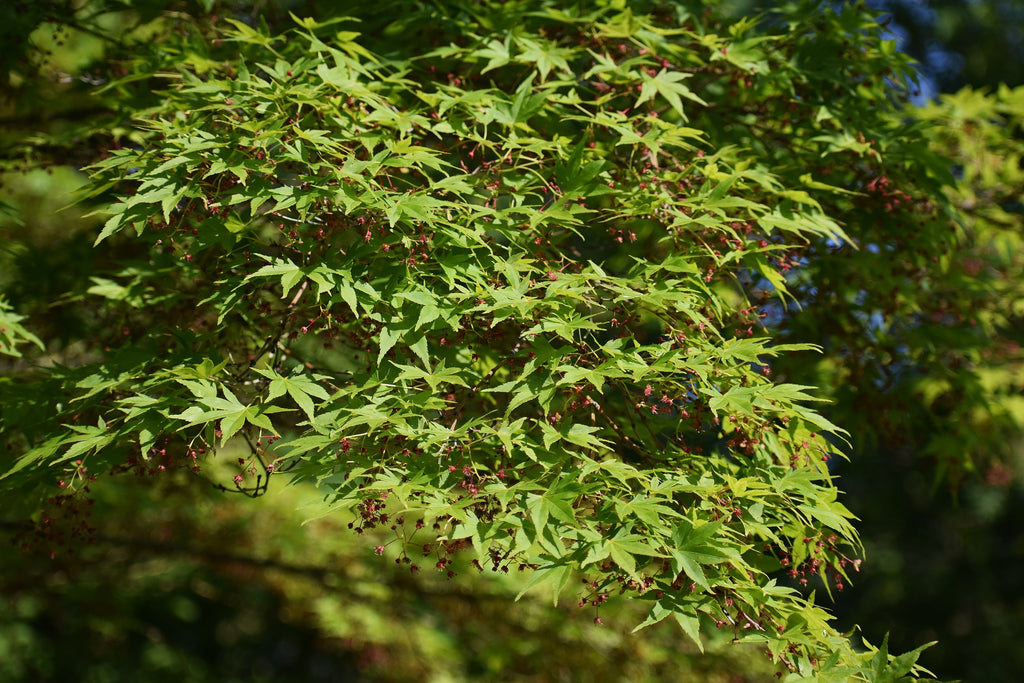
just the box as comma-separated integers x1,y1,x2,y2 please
808,4,1024,680
870,0,1024,95
821,81,1024,681
1,0,1023,680
0,450,775,682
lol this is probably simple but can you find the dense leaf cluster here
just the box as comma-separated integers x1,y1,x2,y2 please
3,1,1022,680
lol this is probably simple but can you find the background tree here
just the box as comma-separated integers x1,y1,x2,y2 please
871,0,1024,94
818,83,1024,681
788,3,1024,679
2,1,1021,680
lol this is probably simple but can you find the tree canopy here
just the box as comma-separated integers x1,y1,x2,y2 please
2,1,1022,680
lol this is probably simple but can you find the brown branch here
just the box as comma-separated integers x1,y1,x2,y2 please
0,518,329,580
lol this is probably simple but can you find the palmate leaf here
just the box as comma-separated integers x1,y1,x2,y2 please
472,35,513,73
636,69,707,120
173,381,284,445
634,598,706,654
514,35,573,81
256,367,331,421
246,256,305,297
515,562,574,606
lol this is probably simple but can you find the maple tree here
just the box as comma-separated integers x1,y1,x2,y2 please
2,1,1022,680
